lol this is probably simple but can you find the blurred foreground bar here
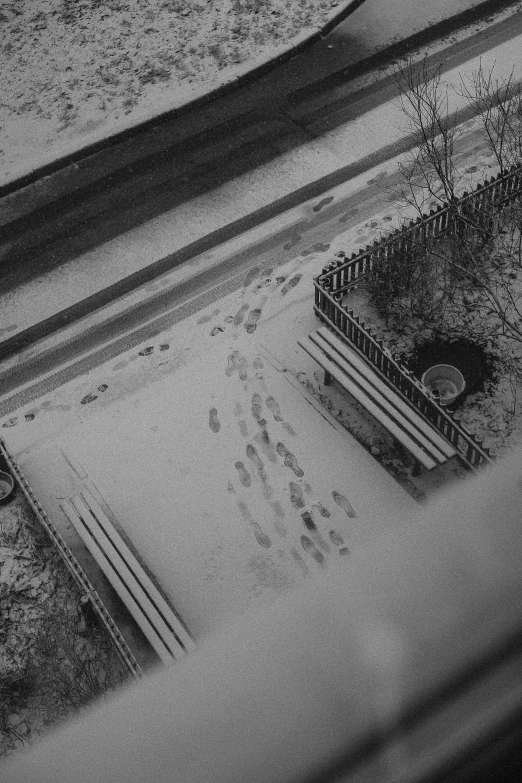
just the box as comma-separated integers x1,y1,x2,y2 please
4,447,522,783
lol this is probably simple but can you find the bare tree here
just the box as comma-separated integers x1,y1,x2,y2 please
368,57,522,351
458,61,522,171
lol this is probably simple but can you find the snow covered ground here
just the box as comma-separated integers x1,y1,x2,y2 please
6,253,421,643
0,0,353,184
1,0,509,186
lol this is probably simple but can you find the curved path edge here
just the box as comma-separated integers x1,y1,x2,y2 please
0,0,367,199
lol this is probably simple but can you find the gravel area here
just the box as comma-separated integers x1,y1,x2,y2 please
0,485,130,760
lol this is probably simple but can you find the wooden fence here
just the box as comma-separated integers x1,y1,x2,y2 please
318,163,522,295
311,165,522,471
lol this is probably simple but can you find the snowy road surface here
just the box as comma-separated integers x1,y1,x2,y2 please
2,14,522,357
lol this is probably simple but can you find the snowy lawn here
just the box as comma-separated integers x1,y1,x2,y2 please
1,0,349,184
16,321,420,643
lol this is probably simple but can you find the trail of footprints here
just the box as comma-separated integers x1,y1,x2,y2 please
215,361,357,562
207,267,304,337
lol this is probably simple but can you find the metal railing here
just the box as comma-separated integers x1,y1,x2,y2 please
312,288,492,470
0,437,143,680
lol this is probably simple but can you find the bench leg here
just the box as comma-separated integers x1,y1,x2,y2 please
324,370,332,386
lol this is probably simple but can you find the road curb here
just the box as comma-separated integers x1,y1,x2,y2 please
0,0,366,200
0,0,517,203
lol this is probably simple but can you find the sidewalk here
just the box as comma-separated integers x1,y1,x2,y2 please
1,13,521,372
11,309,420,645
1,0,511,190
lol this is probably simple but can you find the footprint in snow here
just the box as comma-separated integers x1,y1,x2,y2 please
300,535,325,565
301,511,330,552
243,266,260,288
251,393,263,422
246,443,264,472
237,354,248,381
209,408,221,433
225,351,239,377
235,462,251,487
266,395,282,422
81,394,98,405
276,442,304,477
197,308,220,325
313,503,331,518
233,303,249,326
244,308,262,334
313,196,334,213
329,529,344,546
252,522,271,549
280,275,302,296
332,490,357,518
253,431,277,463
289,481,305,509
236,498,273,546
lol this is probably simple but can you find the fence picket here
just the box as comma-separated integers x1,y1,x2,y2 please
311,166,522,470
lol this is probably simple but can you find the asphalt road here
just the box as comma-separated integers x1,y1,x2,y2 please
2,5,521,297
0,1,521,415
0,121,494,419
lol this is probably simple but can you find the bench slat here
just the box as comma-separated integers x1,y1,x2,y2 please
61,499,175,664
308,333,449,463
80,490,195,653
61,496,192,663
315,327,457,459
298,338,438,470
302,336,446,466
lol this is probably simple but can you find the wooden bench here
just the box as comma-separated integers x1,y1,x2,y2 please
298,327,457,472
60,490,195,664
